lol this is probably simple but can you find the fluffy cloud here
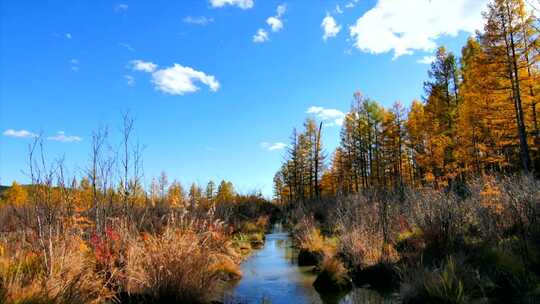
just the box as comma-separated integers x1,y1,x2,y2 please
260,142,287,151
131,60,158,73
268,4,286,32
349,0,489,58
321,14,341,41
65,33,72,39
253,29,269,43
131,61,220,95
307,106,345,126
183,16,214,26
266,17,283,32
266,4,286,32
417,55,436,64
210,0,253,9
47,131,82,143
255,4,286,42
3,129,38,138
151,64,220,95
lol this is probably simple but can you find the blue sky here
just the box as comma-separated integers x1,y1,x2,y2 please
0,0,490,196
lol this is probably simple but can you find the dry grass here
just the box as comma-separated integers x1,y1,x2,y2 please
294,216,333,255
125,228,220,303
319,256,350,285
0,205,268,304
0,234,114,304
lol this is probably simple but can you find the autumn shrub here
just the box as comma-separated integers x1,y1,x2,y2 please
0,233,113,304
401,257,469,304
125,229,218,303
332,193,391,269
422,257,467,304
313,256,352,293
0,248,46,303
123,213,241,304
45,235,114,304
209,254,242,281
293,215,336,255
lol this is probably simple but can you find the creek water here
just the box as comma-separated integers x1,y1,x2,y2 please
223,223,394,304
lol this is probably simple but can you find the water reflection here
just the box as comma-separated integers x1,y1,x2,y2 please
223,224,394,304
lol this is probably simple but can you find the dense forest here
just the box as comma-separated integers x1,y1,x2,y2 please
1,0,540,303
274,0,540,201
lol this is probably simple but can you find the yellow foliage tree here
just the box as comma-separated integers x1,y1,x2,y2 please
4,181,28,206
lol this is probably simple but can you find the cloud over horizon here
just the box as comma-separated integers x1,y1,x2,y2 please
417,55,436,64
3,129,38,139
47,131,82,143
307,106,345,126
260,142,287,151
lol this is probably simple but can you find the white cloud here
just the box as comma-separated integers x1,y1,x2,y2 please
266,17,283,32
335,5,344,14
266,4,286,32
131,60,219,95
119,42,135,52
253,29,269,43
417,55,436,64
131,59,158,73
307,106,345,126
115,4,128,12
210,0,253,9
322,14,341,41
65,33,72,39
3,129,38,138
276,4,286,17
125,75,135,86
349,0,489,58
47,131,82,143
183,16,214,26
345,0,360,9
256,4,286,41
151,64,220,95
261,142,287,151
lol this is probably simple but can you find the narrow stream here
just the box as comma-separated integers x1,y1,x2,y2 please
223,224,392,304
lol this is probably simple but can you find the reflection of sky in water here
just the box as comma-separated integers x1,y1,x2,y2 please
224,224,395,304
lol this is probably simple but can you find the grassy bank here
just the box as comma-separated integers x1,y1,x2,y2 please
287,175,540,303
0,190,277,304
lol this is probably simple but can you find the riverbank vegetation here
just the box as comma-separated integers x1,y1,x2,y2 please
0,117,278,304
277,0,540,302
